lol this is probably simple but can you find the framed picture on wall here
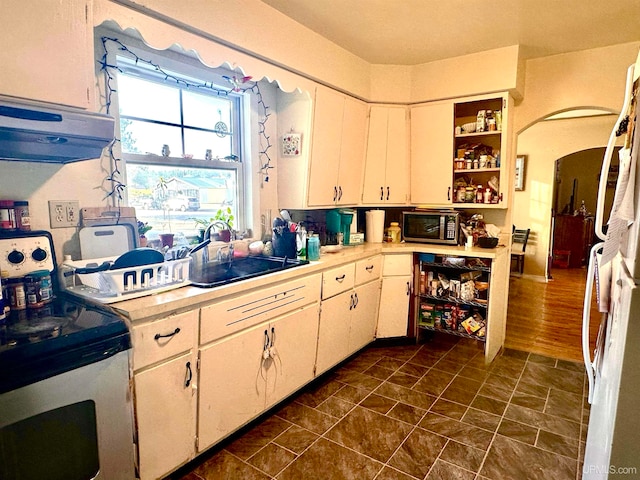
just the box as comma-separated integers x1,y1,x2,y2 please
515,155,527,191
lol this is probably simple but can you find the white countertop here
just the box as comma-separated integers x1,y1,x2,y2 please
106,242,508,322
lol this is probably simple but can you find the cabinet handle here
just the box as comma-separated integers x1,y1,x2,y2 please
349,293,354,310
336,274,346,282
154,327,180,340
499,193,503,202
406,281,410,295
338,186,343,201
380,186,384,200
185,361,192,387
333,186,338,202
365,265,374,271
447,186,451,201
354,292,359,308
386,186,390,200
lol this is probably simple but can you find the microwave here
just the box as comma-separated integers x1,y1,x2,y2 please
402,211,460,245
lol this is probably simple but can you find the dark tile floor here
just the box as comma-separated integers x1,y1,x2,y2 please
174,334,588,480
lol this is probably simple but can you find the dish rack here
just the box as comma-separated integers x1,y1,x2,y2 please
62,256,191,304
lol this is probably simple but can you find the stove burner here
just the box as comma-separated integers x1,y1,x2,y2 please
5,317,68,345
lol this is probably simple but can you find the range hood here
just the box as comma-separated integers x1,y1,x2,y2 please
0,96,115,163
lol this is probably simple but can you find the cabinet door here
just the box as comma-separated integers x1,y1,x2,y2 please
411,101,454,205
336,97,368,205
316,291,353,375
349,280,381,353
307,87,345,206
264,303,320,408
362,106,389,204
384,106,409,204
0,0,91,108
135,352,197,480
198,323,267,451
377,275,412,338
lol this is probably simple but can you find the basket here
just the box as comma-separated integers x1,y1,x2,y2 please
63,256,191,303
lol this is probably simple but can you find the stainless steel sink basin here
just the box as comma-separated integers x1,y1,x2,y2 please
190,256,309,288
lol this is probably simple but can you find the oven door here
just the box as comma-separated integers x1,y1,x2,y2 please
0,349,134,480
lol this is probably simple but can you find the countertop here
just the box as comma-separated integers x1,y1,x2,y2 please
107,242,508,322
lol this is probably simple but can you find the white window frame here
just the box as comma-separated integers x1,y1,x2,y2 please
100,31,248,231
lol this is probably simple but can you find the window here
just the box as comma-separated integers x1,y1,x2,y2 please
111,46,246,247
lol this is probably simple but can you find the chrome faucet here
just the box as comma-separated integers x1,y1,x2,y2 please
216,243,234,264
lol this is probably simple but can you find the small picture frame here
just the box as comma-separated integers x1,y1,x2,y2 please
282,133,301,156
515,155,527,191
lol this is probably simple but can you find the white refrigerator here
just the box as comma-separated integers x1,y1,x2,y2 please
582,50,640,479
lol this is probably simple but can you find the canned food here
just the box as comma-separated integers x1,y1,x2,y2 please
24,270,53,308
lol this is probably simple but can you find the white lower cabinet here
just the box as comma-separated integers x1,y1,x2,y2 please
377,254,413,338
132,310,199,480
198,302,319,452
316,257,381,375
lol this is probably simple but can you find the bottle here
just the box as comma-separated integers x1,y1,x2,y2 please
58,254,76,289
14,201,30,231
0,271,9,322
484,187,492,204
388,222,401,243
296,226,307,260
307,234,320,261
476,185,484,203
0,200,16,230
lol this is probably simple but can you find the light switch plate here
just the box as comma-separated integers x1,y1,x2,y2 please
49,200,80,228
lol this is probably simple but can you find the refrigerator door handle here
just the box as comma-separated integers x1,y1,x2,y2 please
595,64,635,241
583,242,604,404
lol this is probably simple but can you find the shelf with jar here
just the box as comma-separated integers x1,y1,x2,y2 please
416,256,491,342
452,94,509,207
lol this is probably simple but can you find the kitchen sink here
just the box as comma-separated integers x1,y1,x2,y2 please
189,255,309,288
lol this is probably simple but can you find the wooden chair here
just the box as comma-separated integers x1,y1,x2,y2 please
511,227,530,274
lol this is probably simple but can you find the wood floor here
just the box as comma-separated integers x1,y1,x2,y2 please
505,267,601,363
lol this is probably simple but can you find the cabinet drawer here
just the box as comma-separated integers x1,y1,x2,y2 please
355,255,382,286
322,263,355,299
132,310,198,371
200,273,321,344
382,253,413,276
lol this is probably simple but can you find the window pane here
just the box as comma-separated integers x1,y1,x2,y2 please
182,91,232,131
117,74,180,124
120,119,182,156
128,164,237,246
184,128,232,160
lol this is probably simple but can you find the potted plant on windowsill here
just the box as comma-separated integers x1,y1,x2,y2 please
192,207,235,243
138,221,152,247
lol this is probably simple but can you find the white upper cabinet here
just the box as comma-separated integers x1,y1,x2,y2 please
410,100,455,205
362,105,409,205
0,0,92,108
307,86,367,206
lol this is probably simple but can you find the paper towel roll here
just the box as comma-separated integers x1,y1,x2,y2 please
365,210,385,243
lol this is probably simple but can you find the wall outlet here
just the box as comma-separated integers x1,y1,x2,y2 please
49,200,80,228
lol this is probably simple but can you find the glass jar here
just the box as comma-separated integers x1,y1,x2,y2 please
24,270,53,309
14,201,30,231
388,222,401,243
0,200,16,230
7,277,26,311
465,187,475,203
307,234,320,261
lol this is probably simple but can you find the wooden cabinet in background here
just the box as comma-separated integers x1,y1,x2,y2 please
553,214,595,268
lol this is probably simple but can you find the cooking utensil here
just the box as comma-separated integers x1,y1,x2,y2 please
111,247,164,269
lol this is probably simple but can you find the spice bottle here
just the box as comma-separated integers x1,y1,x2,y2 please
0,200,16,230
476,185,484,203
14,201,30,231
484,187,492,204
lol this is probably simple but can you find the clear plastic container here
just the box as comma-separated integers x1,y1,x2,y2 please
307,234,320,261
